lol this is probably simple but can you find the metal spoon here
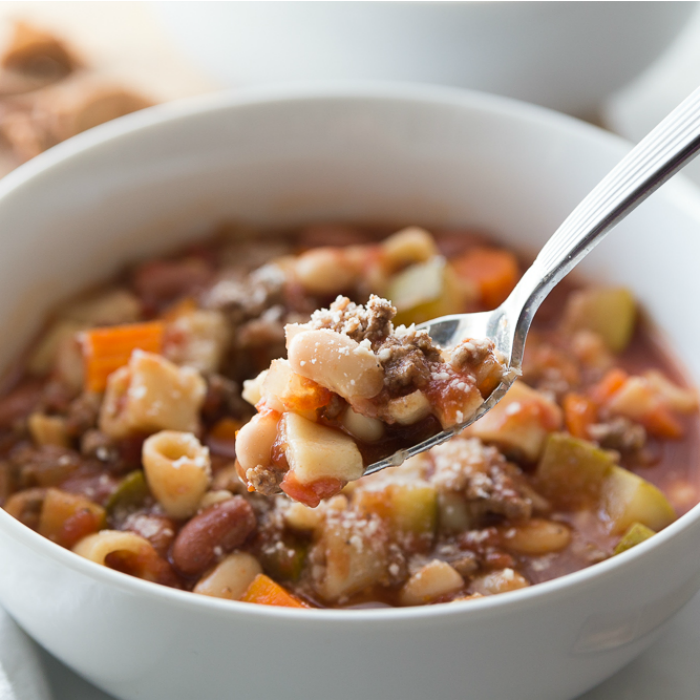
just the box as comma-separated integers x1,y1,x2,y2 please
364,85,700,476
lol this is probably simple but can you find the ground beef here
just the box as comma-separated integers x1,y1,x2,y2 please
429,437,532,522
376,327,443,395
64,391,102,436
307,295,395,346
201,374,253,425
588,417,647,453
202,263,286,325
246,464,283,497
237,306,286,350
10,443,82,489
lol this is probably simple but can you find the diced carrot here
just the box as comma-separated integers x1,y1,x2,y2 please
38,488,105,548
280,471,344,508
240,574,305,608
452,247,519,308
639,405,684,440
81,321,165,392
563,393,598,439
590,368,628,405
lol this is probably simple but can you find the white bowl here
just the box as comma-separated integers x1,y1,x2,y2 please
151,3,696,118
0,85,700,700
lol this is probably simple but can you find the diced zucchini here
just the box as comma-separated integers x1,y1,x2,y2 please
391,482,438,535
563,287,636,353
105,470,149,516
260,537,308,582
601,465,676,534
388,258,465,326
613,522,656,555
536,433,615,508
356,481,438,536
437,492,471,533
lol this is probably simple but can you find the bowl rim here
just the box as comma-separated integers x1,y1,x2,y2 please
2,81,700,623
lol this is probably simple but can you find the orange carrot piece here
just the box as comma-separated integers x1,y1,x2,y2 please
640,405,684,440
241,574,305,608
452,247,519,308
590,368,628,405
81,321,165,392
563,393,598,439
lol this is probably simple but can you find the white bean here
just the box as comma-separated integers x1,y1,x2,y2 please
501,519,571,555
341,406,384,442
399,560,464,606
295,248,359,294
288,329,383,400
235,412,280,471
193,551,262,600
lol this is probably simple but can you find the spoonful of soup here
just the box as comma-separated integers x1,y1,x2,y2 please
236,86,700,506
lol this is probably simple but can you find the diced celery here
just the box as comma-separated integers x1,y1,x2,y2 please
536,433,615,508
105,470,149,515
563,287,636,353
260,538,308,582
601,465,676,534
613,522,656,555
388,258,465,326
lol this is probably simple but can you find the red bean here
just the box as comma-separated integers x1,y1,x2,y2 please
171,496,256,576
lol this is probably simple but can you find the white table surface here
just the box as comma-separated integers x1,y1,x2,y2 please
2,3,700,699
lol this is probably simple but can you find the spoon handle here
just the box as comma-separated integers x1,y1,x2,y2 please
504,85,700,368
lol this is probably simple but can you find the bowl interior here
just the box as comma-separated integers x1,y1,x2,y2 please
2,86,700,385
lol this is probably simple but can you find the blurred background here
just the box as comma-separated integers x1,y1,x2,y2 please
1,2,700,177
2,2,700,699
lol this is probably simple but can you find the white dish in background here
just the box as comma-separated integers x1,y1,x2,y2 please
150,2,695,118
0,84,700,700
604,3,700,188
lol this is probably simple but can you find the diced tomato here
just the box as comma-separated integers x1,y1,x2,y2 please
280,471,344,508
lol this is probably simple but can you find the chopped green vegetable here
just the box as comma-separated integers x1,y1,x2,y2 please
388,258,465,326
563,287,636,353
601,465,676,535
260,537,308,582
356,481,438,537
105,470,149,516
613,522,656,555
390,482,438,535
536,433,615,508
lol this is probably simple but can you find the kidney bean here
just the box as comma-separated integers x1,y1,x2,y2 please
171,496,256,576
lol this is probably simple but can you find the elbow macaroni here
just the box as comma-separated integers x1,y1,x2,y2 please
99,350,206,439
142,430,212,519
73,530,155,564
